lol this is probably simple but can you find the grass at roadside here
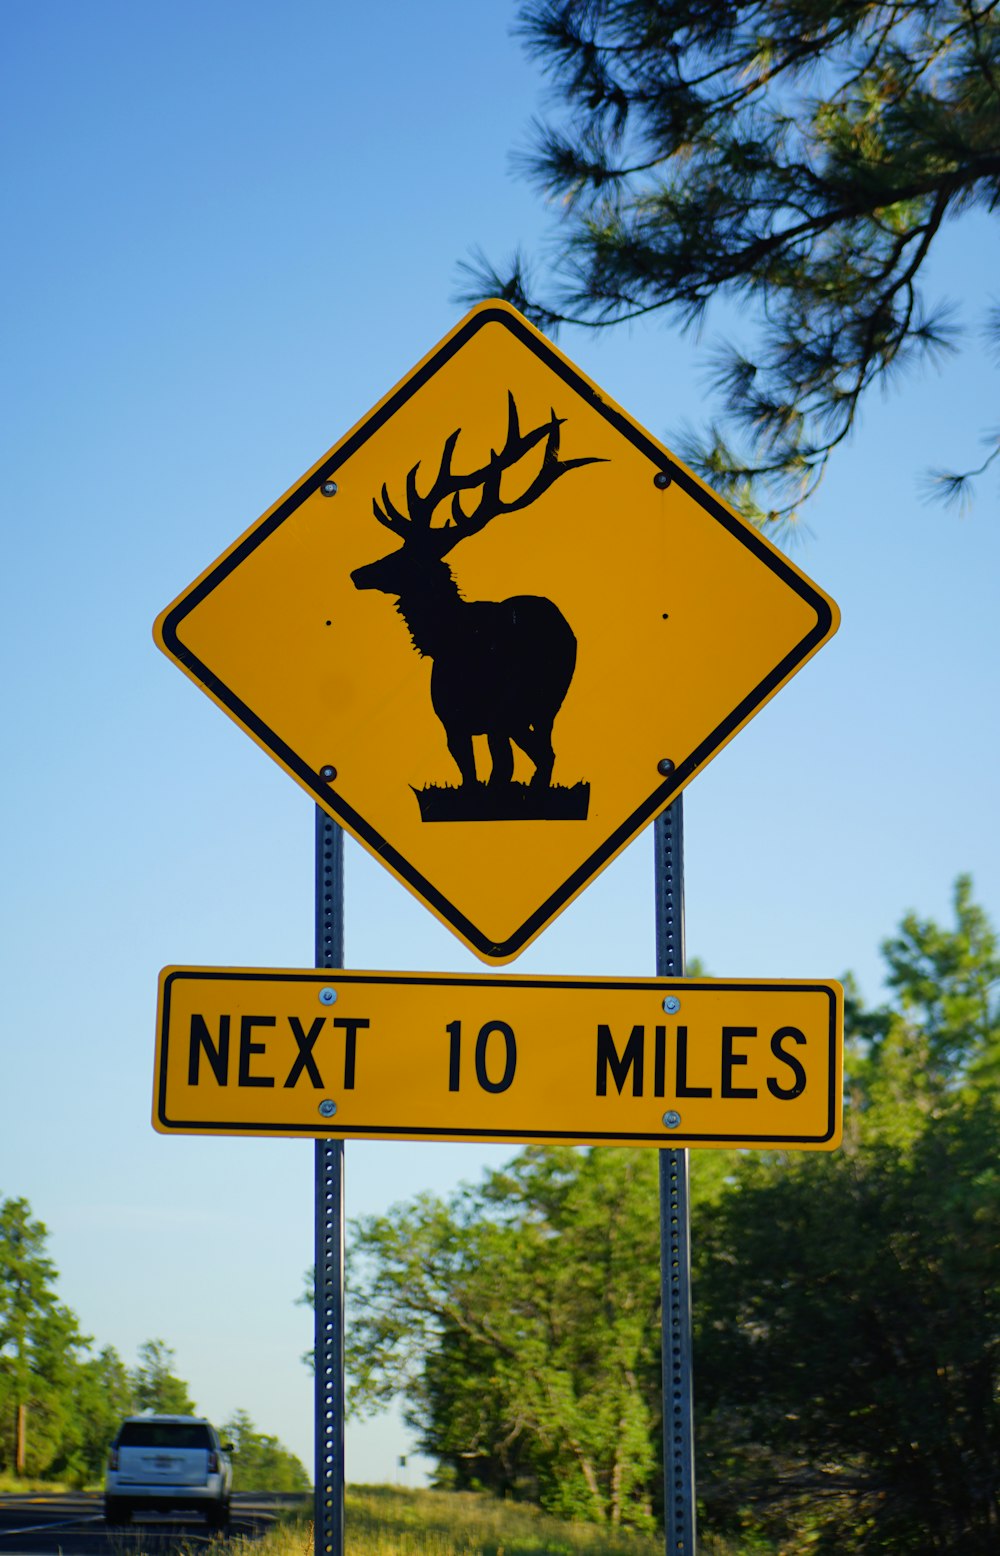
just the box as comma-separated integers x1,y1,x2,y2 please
344,1485,663,1556
219,1485,758,1556
0,1473,74,1494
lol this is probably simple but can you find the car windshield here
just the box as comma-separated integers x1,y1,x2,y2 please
119,1422,212,1449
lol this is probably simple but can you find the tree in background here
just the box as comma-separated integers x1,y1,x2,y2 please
465,1,1000,524
130,1338,196,1415
221,1408,310,1493
56,1345,134,1485
344,878,999,1549
346,1148,662,1526
0,1204,303,1488
694,873,999,1551
694,1097,999,1551
0,1197,88,1476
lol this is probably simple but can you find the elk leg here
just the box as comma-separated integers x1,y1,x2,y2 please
512,723,555,788
446,730,477,787
486,731,514,787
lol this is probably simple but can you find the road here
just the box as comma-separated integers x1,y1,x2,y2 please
0,1492,303,1555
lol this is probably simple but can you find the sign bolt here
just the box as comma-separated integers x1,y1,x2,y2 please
318,1099,338,1118
658,758,675,776
653,470,672,489
319,987,337,1005
319,765,337,782
663,1110,682,1129
663,995,681,1014
321,480,338,497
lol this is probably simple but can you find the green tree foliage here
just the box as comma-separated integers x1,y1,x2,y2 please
130,1337,197,1415
0,1205,299,1488
222,1408,311,1492
695,1101,999,1551
55,1345,134,1485
695,874,1000,1551
347,1148,662,1526
0,1197,89,1476
466,1,1000,523
345,877,999,1550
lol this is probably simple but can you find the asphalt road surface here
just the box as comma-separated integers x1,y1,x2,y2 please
0,1492,303,1555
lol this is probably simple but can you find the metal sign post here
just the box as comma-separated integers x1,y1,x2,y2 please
314,807,345,1556
656,799,696,1554
309,795,694,1556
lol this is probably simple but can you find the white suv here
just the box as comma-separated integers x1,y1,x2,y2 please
104,1414,233,1526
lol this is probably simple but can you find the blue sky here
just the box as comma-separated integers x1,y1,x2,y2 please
3,1,998,1484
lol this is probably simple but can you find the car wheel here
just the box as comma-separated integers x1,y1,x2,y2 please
206,1502,230,1530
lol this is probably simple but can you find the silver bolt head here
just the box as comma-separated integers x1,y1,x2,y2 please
663,995,681,1014
318,1099,337,1118
321,480,338,496
663,1110,682,1129
319,986,337,1005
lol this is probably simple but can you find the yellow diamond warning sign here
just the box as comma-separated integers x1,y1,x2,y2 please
155,301,839,962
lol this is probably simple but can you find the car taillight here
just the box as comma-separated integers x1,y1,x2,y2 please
207,1451,218,1473
108,1448,119,1470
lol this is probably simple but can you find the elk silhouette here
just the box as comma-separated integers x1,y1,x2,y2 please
351,393,600,802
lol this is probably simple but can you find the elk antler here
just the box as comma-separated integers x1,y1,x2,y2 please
441,393,604,553
371,393,604,549
372,427,464,535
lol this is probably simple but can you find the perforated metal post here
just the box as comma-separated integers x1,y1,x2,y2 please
655,799,696,1554
315,807,345,1556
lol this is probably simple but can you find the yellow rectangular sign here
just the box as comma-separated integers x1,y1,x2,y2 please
154,968,843,1150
